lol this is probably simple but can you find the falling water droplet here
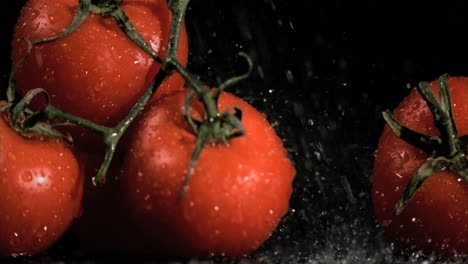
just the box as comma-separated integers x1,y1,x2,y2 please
285,69,294,83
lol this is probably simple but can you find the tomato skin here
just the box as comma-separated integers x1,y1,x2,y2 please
11,0,188,127
120,91,296,257
0,110,84,256
372,77,468,256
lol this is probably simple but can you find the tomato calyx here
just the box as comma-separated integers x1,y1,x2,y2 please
383,74,468,215
177,52,253,200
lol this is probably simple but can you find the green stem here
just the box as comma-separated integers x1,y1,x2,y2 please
382,110,442,154
449,153,468,182
164,0,217,121
32,0,91,45
110,7,162,63
43,105,110,135
169,60,218,119
395,157,448,215
178,128,206,201
93,72,166,184
214,52,253,100
417,77,459,157
8,39,32,104
167,0,189,61
183,88,201,133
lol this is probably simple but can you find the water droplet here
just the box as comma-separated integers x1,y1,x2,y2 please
257,66,264,80
21,171,33,182
214,205,220,211
285,69,294,83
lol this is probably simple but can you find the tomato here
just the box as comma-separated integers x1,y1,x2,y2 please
0,107,84,256
120,91,296,257
372,76,468,256
11,0,189,133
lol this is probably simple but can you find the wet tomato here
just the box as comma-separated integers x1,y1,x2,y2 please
11,0,188,128
120,91,296,257
372,76,468,256
0,108,83,256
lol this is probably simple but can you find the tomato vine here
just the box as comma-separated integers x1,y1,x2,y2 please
3,0,252,190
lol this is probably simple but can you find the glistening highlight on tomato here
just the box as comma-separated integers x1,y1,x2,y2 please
0,106,84,256
372,76,468,257
120,91,296,257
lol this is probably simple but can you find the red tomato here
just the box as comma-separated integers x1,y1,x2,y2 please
0,108,84,256
372,77,468,256
11,0,188,128
120,91,296,257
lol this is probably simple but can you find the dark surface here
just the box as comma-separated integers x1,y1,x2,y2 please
2,0,468,263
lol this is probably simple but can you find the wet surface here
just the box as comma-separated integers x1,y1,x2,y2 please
2,0,468,263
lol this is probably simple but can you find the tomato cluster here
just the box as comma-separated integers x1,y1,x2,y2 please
0,0,295,258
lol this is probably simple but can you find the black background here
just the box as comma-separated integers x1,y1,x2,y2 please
2,0,468,263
